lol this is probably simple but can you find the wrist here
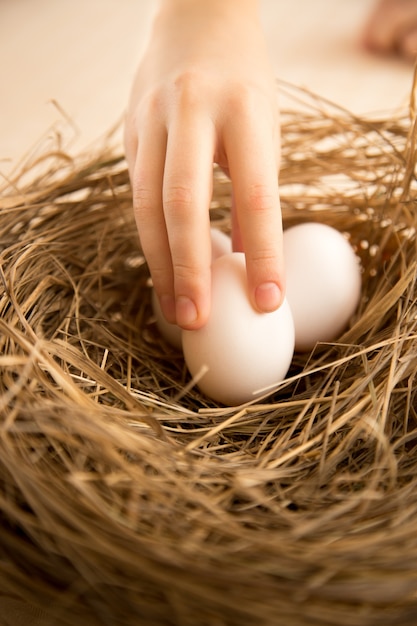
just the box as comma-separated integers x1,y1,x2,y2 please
156,0,260,25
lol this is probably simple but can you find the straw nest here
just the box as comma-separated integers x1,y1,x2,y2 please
1,77,417,626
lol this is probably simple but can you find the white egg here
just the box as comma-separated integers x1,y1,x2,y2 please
209,226,233,258
182,252,295,406
151,289,183,350
152,228,232,348
283,222,362,352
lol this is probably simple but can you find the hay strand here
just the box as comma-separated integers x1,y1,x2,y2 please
0,79,417,625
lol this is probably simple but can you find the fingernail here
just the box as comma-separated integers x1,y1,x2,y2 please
255,282,282,312
176,296,198,328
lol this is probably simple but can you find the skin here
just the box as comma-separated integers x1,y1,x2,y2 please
362,0,417,60
124,0,417,331
124,0,283,330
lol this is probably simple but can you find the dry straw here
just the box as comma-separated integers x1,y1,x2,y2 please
0,74,417,626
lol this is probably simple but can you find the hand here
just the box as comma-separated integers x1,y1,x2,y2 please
361,0,417,60
124,0,284,329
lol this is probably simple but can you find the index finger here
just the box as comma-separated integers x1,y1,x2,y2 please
163,109,216,329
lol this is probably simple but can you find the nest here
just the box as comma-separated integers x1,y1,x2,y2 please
0,77,417,626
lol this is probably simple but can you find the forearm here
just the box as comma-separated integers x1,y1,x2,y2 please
156,0,260,14
153,0,263,43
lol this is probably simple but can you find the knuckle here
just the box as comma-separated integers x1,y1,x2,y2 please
225,90,254,123
149,264,169,286
172,259,209,293
226,82,266,118
163,184,194,215
251,247,279,266
247,184,277,214
225,83,278,133
173,259,200,281
140,88,165,119
132,180,154,220
171,69,205,107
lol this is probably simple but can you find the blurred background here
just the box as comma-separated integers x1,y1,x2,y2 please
0,0,414,175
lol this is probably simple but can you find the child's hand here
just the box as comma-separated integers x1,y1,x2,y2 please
124,0,284,329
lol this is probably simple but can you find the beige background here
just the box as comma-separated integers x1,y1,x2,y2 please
0,0,414,177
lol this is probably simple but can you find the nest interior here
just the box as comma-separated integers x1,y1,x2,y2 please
0,80,417,626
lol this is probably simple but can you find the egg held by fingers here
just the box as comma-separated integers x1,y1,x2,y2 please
152,227,232,348
182,252,295,406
